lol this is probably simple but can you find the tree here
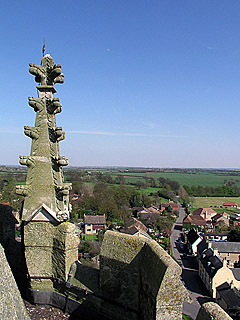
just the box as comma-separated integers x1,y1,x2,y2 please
228,228,240,242
78,241,93,254
2,177,23,211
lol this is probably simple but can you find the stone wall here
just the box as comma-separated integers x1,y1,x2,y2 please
24,221,79,291
196,302,233,320
53,222,79,281
70,231,191,320
0,243,30,320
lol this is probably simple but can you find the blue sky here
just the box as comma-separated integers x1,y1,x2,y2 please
1,1,240,167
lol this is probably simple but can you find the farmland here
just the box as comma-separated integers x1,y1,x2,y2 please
105,170,240,187
108,172,240,187
191,197,240,208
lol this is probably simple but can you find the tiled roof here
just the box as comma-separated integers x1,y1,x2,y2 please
183,214,206,226
84,215,106,225
146,207,160,214
146,204,159,210
223,202,238,206
200,248,223,278
197,238,208,256
120,226,151,239
169,203,178,209
124,217,147,232
231,268,240,281
193,208,217,216
187,229,200,244
203,232,228,237
212,241,240,254
216,282,240,308
132,206,144,211
138,211,159,225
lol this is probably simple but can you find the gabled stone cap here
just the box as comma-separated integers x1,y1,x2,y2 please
25,203,60,223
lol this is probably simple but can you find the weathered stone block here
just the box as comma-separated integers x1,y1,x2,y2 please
0,243,30,319
196,302,233,320
25,246,53,277
54,222,79,250
24,221,54,247
99,231,191,320
52,222,79,281
100,231,145,312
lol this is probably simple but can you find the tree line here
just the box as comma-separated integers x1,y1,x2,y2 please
183,183,240,197
70,182,152,222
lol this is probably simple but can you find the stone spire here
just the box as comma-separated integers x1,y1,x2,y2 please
17,54,71,222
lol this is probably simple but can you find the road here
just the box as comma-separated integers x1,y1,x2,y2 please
170,203,212,320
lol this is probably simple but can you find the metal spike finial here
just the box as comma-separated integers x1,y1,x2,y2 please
42,38,45,57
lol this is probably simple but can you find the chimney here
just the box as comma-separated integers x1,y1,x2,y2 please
213,247,218,256
223,258,227,268
230,280,235,289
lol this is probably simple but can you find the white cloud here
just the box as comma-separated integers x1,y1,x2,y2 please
207,46,217,50
67,130,185,138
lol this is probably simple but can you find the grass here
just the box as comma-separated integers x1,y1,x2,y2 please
182,314,193,320
108,171,240,187
137,186,160,195
191,197,240,208
81,234,98,241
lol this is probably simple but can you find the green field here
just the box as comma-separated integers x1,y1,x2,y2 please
81,234,98,241
191,197,240,208
107,171,240,187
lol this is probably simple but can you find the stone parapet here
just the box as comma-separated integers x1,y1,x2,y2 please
24,221,79,290
0,243,30,320
99,231,191,320
196,302,233,320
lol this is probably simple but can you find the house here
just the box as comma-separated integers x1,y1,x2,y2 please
193,208,217,221
137,208,152,215
84,214,106,235
145,204,160,214
223,202,238,208
186,229,202,256
196,238,208,260
138,211,160,227
202,232,228,242
132,206,144,217
160,201,178,212
159,203,168,211
120,217,151,239
123,217,148,233
183,214,206,228
211,212,230,227
199,248,234,298
216,282,240,318
168,201,179,212
210,241,240,268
